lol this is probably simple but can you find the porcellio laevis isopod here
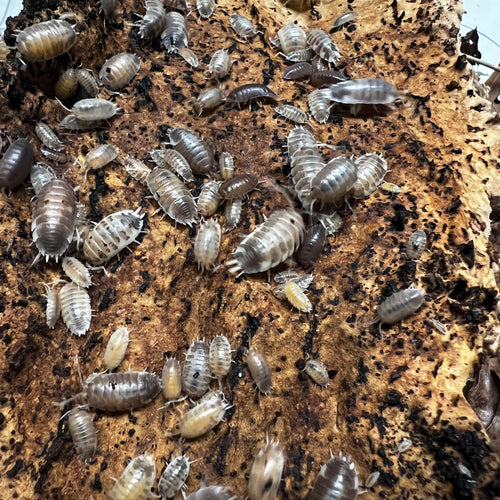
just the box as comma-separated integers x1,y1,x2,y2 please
161,357,183,402
206,49,232,80
0,138,34,191
146,167,197,226
209,335,232,378
103,327,130,370
66,407,97,461
179,47,199,68
351,153,388,199
30,162,56,195
310,69,349,88
309,452,359,500
304,359,330,387
31,179,76,264
224,198,242,233
219,152,234,180
35,122,64,152
193,88,226,115
197,180,221,217
290,146,325,211
151,148,194,183
194,219,221,272
377,287,426,325
55,68,78,100
196,0,215,19
287,126,318,158
186,485,236,500
332,11,358,29
161,12,189,53
108,453,156,500
15,19,77,62
275,104,308,124
75,68,99,98
123,155,152,185
62,256,92,287
406,229,427,260
59,282,91,336
218,173,258,200
182,340,211,398
83,208,144,265
70,98,121,121
311,156,358,206
138,0,167,39
306,29,341,64
245,343,272,394
40,146,69,164
227,84,279,107
294,223,326,269
158,455,191,499
282,62,313,80
99,53,141,90
230,13,258,40
168,127,215,175
277,23,308,55
227,208,305,274
308,88,334,124
83,143,118,175
248,439,285,500
41,281,61,328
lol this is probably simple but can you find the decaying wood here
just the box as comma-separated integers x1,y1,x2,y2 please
1,0,500,498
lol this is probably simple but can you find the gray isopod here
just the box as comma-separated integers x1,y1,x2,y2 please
193,88,226,115
138,0,167,39
108,453,156,500
406,229,427,260
294,223,326,269
161,12,189,53
287,126,318,158
227,84,279,107
275,104,308,124
351,153,388,199
308,88,333,123
59,282,92,336
246,343,272,394
197,180,221,217
83,208,144,265
194,219,221,271
99,53,141,90
40,146,69,164
226,209,305,274
62,256,92,287
179,47,199,68
123,155,152,185
67,406,97,461
71,98,121,121
230,13,258,40
290,146,325,211
310,69,349,88
55,68,78,100
206,49,232,80
218,173,258,200
0,138,34,191
182,340,211,398
158,455,191,499
31,179,76,264
377,287,426,325
248,439,285,500
223,198,242,233
209,335,232,378
59,114,107,130
35,122,64,152
30,162,56,195
306,29,341,64
146,166,197,226
282,62,314,80
41,281,61,329
152,148,194,182
168,127,215,175
76,68,99,98
196,0,215,18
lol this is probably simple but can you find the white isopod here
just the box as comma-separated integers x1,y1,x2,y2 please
248,439,285,500
66,406,98,461
306,29,341,64
103,327,130,370
196,0,215,18
41,281,61,329
206,49,232,80
123,155,152,185
351,153,388,199
194,219,221,272
230,13,258,40
70,98,121,121
209,335,232,379
108,453,156,500
59,282,92,336
35,122,64,152
275,104,308,124
62,256,92,287
223,198,242,233
197,180,221,217
304,359,329,387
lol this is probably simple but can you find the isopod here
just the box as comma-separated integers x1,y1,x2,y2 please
209,335,232,379
398,437,412,454
285,48,314,62
55,68,78,100
70,98,121,121
309,452,359,500
161,357,183,403
99,52,141,90
227,84,278,107
248,439,285,500
287,126,318,158
429,318,447,334
103,327,130,370
59,114,107,130
83,208,145,265
197,180,221,217
30,162,56,195
108,453,156,500
76,68,99,98
306,29,341,64
59,282,92,336
274,279,312,312
196,0,215,18
365,471,380,489
193,88,225,115
182,340,211,398
230,13,258,40
226,208,305,274
406,229,427,260
304,359,329,387
82,143,118,176
35,122,64,152
310,69,349,88
186,485,236,500
62,256,92,287
98,0,116,22
290,146,325,211
41,146,69,164
351,153,388,199
294,223,326,269
332,11,358,29
15,19,77,62
74,202,91,248
123,155,152,185
146,167,197,226
138,0,167,39
206,49,232,80
380,182,401,194
159,148,195,182
194,219,221,272
275,104,308,124
274,270,300,284
219,152,234,180
161,12,189,53
377,287,426,325
311,156,358,206
179,47,199,67
277,23,307,55
168,127,215,175
0,138,34,191
158,455,191,499
245,342,272,394
223,198,242,233
308,88,333,124
278,0,320,12
314,212,343,236
41,281,61,329
282,62,313,80
31,179,76,264
218,173,258,200
67,406,97,461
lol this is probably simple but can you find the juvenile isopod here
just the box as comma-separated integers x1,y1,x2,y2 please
304,359,329,387
226,209,305,274
219,152,234,180
182,340,211,398
108,453,156,500
137,0,167,39
75,68,99,98
123,155,152,185
41,281,61,329
146,167,197,226
161,357,183,403
245,341,272,394
196,0,215,18
168,127,215,175
62,256,92,287
99,53,141,90
30,162,56,195
314,212,343,236
15,19,77,62
59,282,92,336
161,12,189,53
0,138,34,191
294,223,326,269
35,122,64,152
281,279,312,312
308,88,333,124
218,173,258,200
285,48,314,62
275,104,308,124
310,69,349,88
380,182,401,194
158,455,191,499
209,335,232,379
194,219,221,272
66,406,97,461
365,471,380,489
406,229,427,260
248,439,285,500
351,153,388,199
397,437,412,454
306,29,341,64
377,287,426,325
227,84,278,107
230,13,258,40
40,146,69,164
309,452,359,500
178,47,199,68
282,62,313,80
193,88,226,115
332,11,358,29
74,202,91,248
103,327,130,370
274,270,300,284
197,180,221,217
206,49,232,80
83,208,145,265
277,23,307,55
223,198,242,233
429,318,448,334
31,179,76,264
70,98,121,121
55,68,78,100
82,143,118,178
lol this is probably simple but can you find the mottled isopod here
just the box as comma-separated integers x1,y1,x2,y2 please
246,343,272,394
197,180,221,217
218,173,258,200
30,162,56,195
230,13,258,40
248,439,285,500
71,98,121,121
158,455,191,499
308,88,333,124
0,138,34,191
196,0,215,18
41,281,61,329
108,453,156,500
123,155,152,185
209,335,232,378
227,209,305,274
194,219,221,272
59,282,91,336
304,359,329,387
377,287,426,325
76,68,99,98
55,68,78,100
15,19,77,62
290,146,325,211
206,49,232,80
277,23,307,55
146,166,197,225
62,256,92,287
182,340,211,398
227,84,278,107
332,11,358,29
351,153,388,199
168,127,215,175
151,148,194,183
223,198,242,233
193,88,225,115
219,152,234,180
161,357,183,402
306,29,341,64
294,223,326,269
161,12,189,53
99,53,141,90
103,327,130,370
138,0,167,39
67,407,97,461
282,62,313,81
406,229,427,260
275,104,308,124
83,208,144,265
35,122,64,152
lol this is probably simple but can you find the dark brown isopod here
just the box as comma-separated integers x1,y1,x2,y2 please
310,69,349,88
0,139,34,191
218,174,258,200
168,127,215,175
227,84,279,107
294,223,326,269
282,62,313,80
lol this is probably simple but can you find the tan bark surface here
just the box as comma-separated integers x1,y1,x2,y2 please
1,0,500,498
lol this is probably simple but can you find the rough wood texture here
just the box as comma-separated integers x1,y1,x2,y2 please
1,0,500,498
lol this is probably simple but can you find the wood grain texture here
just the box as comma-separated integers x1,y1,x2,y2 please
1,0,500,498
